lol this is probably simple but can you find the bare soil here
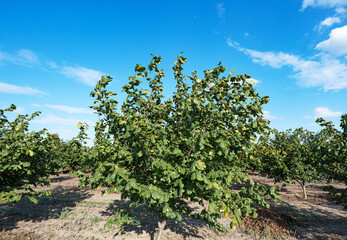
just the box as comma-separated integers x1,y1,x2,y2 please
0,173,346,240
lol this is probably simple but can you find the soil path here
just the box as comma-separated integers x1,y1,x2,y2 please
0,173,346,240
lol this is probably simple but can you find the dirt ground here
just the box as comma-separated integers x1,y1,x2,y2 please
0,173,346,240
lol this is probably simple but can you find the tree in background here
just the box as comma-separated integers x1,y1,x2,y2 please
0,105,59,203
317,115,347,208
259,128,324,200
54,122,90,172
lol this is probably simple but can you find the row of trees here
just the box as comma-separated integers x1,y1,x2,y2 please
1,55,346,239
250,115,346,202
0,105,89,203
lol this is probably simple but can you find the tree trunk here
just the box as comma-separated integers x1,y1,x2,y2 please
297,180,307,200
302,183,307,200
156,218,167,240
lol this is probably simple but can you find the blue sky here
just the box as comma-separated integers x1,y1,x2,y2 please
1,0,346,142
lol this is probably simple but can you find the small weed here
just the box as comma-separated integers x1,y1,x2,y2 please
90,215,102,223
59,209,71,219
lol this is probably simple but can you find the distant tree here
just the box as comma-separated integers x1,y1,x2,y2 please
317,115,347,208
55,122,89,172
0,105,59,203
259,128,324,200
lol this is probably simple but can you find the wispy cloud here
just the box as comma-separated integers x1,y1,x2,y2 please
301,0,347,10
61,66,102,87
315,107,342,118
316,25,347,56
50,129,79,140
17,49,40,65
0,48,103,87
31,104,42,108
45,104,93,114
32,114,94,126
263,110,280,120
316,17,341,30
216,3,226,20
0,82,47,95
226,39,347,90
0,49,40,67
305,107,342,118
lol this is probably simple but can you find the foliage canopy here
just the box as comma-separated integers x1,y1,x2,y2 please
78,54,279,236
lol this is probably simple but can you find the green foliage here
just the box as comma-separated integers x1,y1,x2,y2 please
316,115,347,183
258,114,347,202
79,54,279,233
317,115,347,208
258,128,325,199
54,122,90,171
0,105,59,203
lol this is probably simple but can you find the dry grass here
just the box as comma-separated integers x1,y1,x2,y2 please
0,229,43,240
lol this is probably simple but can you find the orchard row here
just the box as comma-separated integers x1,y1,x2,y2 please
1,55,346,239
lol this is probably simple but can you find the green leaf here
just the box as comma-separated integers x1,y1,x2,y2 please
29,196,38,204
196,172,203,181
152,190,160,199
137,151,143,157
208,202,217,213
196,160,206,171
28,150,34,157
193,97,200,104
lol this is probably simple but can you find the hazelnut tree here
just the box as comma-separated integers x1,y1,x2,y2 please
79,55,278,239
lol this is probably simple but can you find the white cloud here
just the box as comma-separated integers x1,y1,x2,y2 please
227,39,347,90
336,7,347,14
316,17,341,30
17,49,40,65
49,127,95,145
0,48,102,87
316,25,347,56
61,66,102,87
216,3,225,19
45,104,93,114
302,0,347,10
0,82,47,95
0,49,40,67
32,114,94,126
46,61,59,69
314,107,342,118
31,104,42,108
263,111,279,120
50,129,79,140
321,17,341,27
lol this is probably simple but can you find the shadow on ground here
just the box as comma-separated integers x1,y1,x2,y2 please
101,199,208,240
0,186,92,231
273,200,347,240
